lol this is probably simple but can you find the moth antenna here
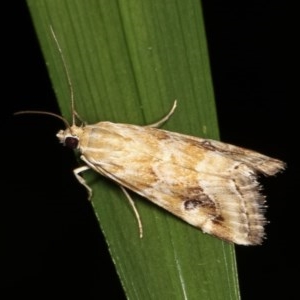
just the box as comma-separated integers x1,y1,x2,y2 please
14,110,71,129
50,25,76,126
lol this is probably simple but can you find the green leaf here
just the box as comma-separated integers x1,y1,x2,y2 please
27,1,240,299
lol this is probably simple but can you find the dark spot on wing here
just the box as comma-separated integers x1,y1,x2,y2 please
184,194,215,211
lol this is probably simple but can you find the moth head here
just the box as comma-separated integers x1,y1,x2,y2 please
56,126,82,150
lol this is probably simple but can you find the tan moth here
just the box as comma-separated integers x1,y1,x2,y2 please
15,26,286,245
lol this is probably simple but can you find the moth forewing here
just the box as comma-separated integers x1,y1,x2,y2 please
56,115,285,245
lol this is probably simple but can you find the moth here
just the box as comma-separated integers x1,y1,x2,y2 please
16,27,286,245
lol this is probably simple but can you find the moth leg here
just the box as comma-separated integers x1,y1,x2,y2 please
119,186,143,238
145,100,177,128
73,165,93,200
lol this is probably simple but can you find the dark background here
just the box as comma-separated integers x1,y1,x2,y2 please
4,2,295,299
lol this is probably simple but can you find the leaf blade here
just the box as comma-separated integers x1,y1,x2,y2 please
27,1,240,299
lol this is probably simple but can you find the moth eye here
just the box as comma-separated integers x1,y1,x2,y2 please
64,136,79,149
